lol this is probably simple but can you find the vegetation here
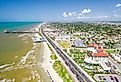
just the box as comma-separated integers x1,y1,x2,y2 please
50,22,121,36
48,22,121,81
58,41,70,48
69,49,104,77
53,61,73,82
70,49,86,59
105,49,116,54
49,22,121,49
50,54,57,60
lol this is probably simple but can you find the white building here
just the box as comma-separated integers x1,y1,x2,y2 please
84,44,109,64
55,34,70,41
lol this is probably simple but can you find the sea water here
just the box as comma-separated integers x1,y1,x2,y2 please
0,22,40,65
0,22,51,82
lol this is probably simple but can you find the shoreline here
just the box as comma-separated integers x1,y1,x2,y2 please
0,22,61,82
0,23,50,82
36,23,63,82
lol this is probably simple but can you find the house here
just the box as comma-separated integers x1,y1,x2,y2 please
80,32,89,36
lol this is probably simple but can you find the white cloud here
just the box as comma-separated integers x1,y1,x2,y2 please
68,12,72,16
63,12,77,18
114,14,121,18
62,8,93,20
96,16,109,19
77,16,90,19
63,12,68,17
78,13,82,16
68,12,77,16
116,4,121,7
72,12,77,16
82,9,92,14
77,16,81,19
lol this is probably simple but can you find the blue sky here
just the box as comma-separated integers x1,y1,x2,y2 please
0,0,121,22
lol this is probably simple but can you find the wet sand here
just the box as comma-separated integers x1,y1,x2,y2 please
0,33,33,65
0,27,51,82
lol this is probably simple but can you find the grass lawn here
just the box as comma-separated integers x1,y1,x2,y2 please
53,61,73,82
58,41,70,48
50,54,57,60
74,59,84,64
70,53,86,59
105,49,116,54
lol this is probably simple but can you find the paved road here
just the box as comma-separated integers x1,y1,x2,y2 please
41,29,95,82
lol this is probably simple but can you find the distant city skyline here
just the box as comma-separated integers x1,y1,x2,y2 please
0,0,121,22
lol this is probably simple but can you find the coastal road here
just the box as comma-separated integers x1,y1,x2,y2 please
41,28,95,82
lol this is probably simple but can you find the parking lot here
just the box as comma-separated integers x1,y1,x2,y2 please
94,74,121,82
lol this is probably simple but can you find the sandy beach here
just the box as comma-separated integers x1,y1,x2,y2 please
0,23,50,82
0,23,62,82
41,42,63,82
35,23,63,82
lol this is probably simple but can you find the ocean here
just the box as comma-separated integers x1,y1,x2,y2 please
0,22,40,65
0,22,50,82
0,22,40,33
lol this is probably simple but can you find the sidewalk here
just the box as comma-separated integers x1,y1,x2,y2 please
41,42,63,82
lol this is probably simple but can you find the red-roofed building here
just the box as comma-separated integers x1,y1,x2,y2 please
84,43,109,64
87,43,109,57
97,49,104,53
87,43,98,47
91,52,109,57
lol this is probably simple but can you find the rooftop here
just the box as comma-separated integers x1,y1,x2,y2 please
91,52,109,57
87,43,98,47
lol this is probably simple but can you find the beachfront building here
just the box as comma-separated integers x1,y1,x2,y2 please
32,37,41,43
84,44,120,73
32,33,45,43
83,44,117,72
85,44,109,64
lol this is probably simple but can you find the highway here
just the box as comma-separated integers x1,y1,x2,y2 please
41,29,94,82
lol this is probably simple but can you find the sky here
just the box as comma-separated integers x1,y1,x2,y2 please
0,0,121,22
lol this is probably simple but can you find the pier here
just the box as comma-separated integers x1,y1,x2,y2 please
4,29,39,34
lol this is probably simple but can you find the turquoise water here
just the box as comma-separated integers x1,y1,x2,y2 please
0,22,40,33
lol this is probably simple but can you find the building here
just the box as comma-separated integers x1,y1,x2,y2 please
55,34,70,41
84,44,120,72
72,39,86,47
85,44,109,64
32,33,46,43
86,44,98,53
